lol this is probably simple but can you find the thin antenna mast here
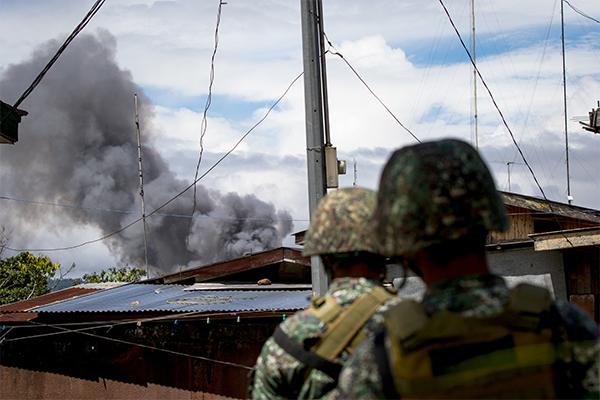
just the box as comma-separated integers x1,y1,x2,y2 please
561,0,572,204
507,162,514,192
135,94,149,275
353,158,357,187
472,0,478,149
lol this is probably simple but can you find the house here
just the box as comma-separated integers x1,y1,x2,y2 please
489,192,599,320
0,247,312,399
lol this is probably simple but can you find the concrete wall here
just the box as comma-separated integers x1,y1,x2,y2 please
386,245,566,301
487,246,566,300
0,366,236,400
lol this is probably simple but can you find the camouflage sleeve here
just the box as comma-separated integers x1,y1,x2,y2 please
251,336,306,400
334,338,386,399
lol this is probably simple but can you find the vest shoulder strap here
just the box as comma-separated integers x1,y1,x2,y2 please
308,295,344,325
271,326,342,380
312,286,396,360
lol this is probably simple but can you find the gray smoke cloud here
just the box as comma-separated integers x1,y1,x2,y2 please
0,30,293,274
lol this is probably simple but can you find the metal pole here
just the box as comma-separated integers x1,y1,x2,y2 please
135,94,149,275
301,0,329,296
561,0,572,205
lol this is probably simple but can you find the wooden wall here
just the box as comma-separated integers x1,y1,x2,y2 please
490,205,594,242
564,247,599,322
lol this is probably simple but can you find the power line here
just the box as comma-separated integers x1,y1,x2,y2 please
563,0,600,24
0,0,106,127
438,0,549,201
4,318,253,371
1,308,294,370
322,34,421,144
184,0,227,267
438,0,576,247
0,196,305,223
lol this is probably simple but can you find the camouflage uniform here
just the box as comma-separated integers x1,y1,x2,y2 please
335,274,600,399
250,188,401,399
335,140,599,399
251,277,402,399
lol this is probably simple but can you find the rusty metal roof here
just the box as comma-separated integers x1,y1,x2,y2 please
26,283,312,315
0,286,106,313
143,247,311,285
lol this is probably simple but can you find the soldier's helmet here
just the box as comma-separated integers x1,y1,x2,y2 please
303,187,378,257
375,139,509,257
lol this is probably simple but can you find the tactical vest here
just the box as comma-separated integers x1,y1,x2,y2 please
273,286,395,382
376,283,560,399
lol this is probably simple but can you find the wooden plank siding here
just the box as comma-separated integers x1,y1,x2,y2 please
490,205,534,241
490,205,596,242
564,247,599,322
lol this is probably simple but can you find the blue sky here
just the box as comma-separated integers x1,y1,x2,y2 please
0,0,598,277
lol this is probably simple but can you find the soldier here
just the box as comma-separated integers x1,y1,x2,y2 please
336,139,599,399
249,187,403,399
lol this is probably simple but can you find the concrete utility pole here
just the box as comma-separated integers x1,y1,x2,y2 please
300,0,329,296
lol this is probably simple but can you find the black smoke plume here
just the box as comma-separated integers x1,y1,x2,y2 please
0,30,293,274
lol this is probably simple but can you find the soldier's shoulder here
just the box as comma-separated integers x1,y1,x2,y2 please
279,307,327,342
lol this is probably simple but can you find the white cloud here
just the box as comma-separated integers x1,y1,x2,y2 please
1,0,598,276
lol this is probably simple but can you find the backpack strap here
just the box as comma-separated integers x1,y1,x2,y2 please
374,330,400,400
272,326,343,380
312,286,396,360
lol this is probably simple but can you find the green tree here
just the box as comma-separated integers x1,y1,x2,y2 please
0,252,61,305
77,267,146,284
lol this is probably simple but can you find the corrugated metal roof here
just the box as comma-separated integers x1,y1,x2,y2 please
28,283,312,314
0,286,104,313
500,191,600,223
184,283,312,291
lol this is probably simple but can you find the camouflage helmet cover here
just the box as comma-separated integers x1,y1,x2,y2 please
302,187,379,257
375,139,509,257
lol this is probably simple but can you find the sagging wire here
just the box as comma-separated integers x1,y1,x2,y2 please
438,0,575,247
563,0,600,24
19,320,253,370
182,0,227,269
4,72,305,254
0,0,106,128
0,196,304,223
2,309,293,369
322,33,421,144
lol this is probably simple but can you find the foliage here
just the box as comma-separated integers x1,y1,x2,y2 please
77,267,147,284
0,252,61,305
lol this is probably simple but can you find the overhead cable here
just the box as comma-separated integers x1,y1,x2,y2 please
184,0,227,267
0,0,106,127
438,0,548,201
438,0,575,246
0,196,304,222
563,0,600,24
323,35,421,144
